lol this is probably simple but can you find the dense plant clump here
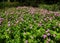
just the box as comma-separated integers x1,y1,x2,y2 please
0,7,60,43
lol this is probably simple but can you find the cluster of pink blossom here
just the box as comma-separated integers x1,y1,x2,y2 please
43,29,50,39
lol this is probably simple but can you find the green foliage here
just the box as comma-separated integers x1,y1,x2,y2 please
0,2,20,8
39,4,60,11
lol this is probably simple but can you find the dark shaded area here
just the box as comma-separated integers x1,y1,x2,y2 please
44,0,60,4
0,38,6,43
15,0,60,7
0,0,60,7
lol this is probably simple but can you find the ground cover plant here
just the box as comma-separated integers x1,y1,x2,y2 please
0,6,60,43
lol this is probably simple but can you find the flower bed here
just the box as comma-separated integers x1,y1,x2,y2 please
0,6,60,43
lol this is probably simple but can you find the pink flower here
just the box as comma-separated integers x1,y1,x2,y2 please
49,17,53,21
46,29,50,33
47,33,50,36
25,40,28,43
43,34,47,39
44,18,48,21
38,21,42,27
46,41,49,43
54,12,60,16
48,38,50,42
16,6,20,9
47,12,51,14
29,8,35,14
53,34,56,37
8,23,10,27
8,21,10,26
